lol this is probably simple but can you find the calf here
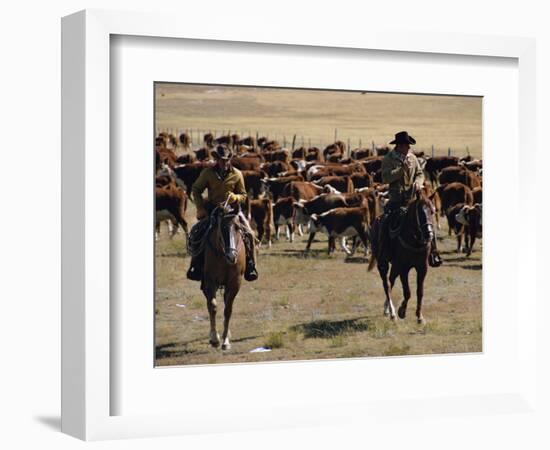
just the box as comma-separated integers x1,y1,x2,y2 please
437,182,473,211
247,198,273,247
309,206,370,256
445,202,468,253
273,197,297,242
241,170,267,199
155,183,189,241
294,193,349,252
456,203,482,256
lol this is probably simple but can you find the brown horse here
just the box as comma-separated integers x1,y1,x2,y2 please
368,190,437,324
202,203,246,350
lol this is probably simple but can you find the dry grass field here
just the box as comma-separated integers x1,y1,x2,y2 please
155,84,482,158
155,204,482,367
154,84,482,367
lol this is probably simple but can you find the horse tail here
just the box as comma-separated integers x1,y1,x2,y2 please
367,219,379,272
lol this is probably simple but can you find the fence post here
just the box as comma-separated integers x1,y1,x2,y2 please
431,145,434,157
347,139,351,157
448,147,451,157
334,128,338,142
372,140,376,156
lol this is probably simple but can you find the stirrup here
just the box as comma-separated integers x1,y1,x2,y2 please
244,263,258,281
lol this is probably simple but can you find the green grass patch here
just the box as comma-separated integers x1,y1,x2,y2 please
265,332,284,349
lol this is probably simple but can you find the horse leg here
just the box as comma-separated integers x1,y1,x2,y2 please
204,288,220,347
379,262,397,320
415,266,428,324
397,269,411,320
221,288,237,350
275,224,280,240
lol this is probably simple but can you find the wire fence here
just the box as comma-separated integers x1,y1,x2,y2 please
156,127,473,158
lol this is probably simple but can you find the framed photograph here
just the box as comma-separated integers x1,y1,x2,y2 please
62,9,537,442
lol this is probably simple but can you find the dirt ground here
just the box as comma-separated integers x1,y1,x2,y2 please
155,203,482,367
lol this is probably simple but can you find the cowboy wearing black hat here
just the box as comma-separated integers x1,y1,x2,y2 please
378,131,442,266
186,145,259,282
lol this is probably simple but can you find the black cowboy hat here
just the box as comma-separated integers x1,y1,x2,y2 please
389,131,416,145
212,145,232,160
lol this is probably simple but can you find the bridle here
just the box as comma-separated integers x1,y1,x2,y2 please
398,196,435,253
207,198,243,264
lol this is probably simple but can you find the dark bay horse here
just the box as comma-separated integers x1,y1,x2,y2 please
202,203,246,350
368,191,437,324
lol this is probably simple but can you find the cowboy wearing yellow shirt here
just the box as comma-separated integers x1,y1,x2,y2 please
187,145,258,282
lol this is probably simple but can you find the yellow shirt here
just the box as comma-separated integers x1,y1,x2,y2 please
191,166,247,209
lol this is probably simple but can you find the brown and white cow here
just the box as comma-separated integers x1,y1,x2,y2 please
273,197,297,242
456,203,482,256
232,154,263,171
424,156,459,186
286,181,325,202
241,170,268,199
439,166,481,189
262,174,304,202
155,182,189,241
309,206,370,256
261,161,293,177
436,182,474,234
315,175,354,193
193,147,212,162
351,148,372,160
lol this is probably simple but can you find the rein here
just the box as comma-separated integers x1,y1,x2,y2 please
398,201,431,253
206,205,244,264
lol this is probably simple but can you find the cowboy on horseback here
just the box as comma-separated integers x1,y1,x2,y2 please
379,131,442,267
186,145,259,282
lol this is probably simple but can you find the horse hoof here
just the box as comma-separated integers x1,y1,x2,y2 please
209,340,220,348
398,307,406,319
383,310,389,317
221,342,231,351
417,317,426,325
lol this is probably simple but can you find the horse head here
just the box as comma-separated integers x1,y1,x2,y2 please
211,203,242,265
410,189,436,245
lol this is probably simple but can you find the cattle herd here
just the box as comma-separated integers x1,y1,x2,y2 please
155,131,483,259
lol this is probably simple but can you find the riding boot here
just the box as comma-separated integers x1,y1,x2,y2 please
428,236,443,267
243,235,258,282
186,252,204,281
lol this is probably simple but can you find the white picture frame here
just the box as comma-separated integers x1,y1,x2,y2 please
61,9,538,442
